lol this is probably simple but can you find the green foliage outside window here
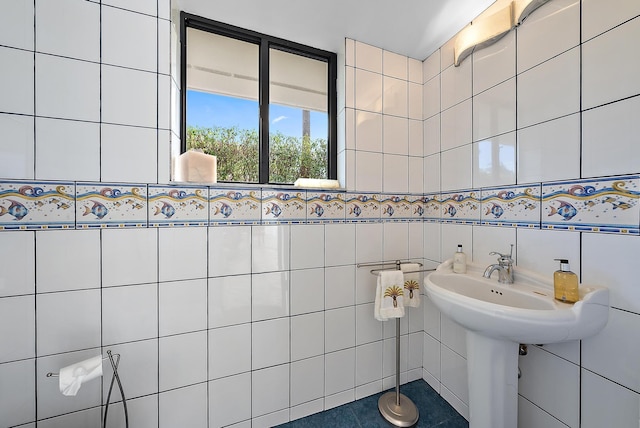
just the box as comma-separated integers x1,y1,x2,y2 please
187,126,327,183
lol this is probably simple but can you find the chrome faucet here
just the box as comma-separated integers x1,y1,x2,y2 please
483,245,515,284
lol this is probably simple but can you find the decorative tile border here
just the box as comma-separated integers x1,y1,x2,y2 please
76,184,147,228
481,184,541,228
0,181,75,230
1,177,638,234
148,185,208,227
440,190,480,225
209,188,261,225
542,176,639,234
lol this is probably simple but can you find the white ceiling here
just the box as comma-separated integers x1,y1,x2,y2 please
176,0,497,60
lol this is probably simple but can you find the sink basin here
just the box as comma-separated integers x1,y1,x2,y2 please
425,260,609,344
425,259,609,428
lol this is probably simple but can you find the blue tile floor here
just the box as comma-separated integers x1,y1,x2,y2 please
275,380,469,428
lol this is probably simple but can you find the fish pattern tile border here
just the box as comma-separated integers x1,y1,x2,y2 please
481,184,541,228
76,184,147,228
148,185,209,227
1,177,638,234
542,176,639,234
0,181,75,230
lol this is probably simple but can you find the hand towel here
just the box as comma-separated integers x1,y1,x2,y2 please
59,355,103,396
376,270,406,320
401,263,421,308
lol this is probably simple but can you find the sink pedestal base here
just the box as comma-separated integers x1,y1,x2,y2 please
466,331,519,428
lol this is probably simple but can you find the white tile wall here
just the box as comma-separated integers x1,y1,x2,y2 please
0,47,34,115
0,231,34,297
0,113,34,179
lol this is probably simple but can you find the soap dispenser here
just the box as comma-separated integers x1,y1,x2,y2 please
553,259,579,303
453,244,467,274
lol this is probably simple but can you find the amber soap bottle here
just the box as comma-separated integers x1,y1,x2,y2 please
553,259,579,303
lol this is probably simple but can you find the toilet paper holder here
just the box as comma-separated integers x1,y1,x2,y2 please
46,350,128,428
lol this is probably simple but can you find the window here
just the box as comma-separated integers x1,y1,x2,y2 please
180,13,337,184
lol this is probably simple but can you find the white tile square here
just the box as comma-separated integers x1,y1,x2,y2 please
343,108,355,151
440,346,468,404
441,57,471,110
159,279,207,336
208,324,251,380
355,41,382,73
423,76,440,119
517,113,580,184
472,131,516,188
516,0,580,73
39,409,100,428
440,38,455,71
291,224,324,269
517,47,580,128
408,157,424,194
345,66,355,109
106,395,158,428
423,332,441,380
383,50,407,80
102,65,157,128
158,74,171,129
408,119,423,157
290,356,324,406
36,290,100,355
518,395,568,428
159,384,207,428
580,369,640,428
0,113,34,179
208,275,251,328
383,335,408,378
251,225,290,273
102,5,157,72
355,268,377,305
408,331,423,370
208,226,251,276
37,350,101,419
423,114,440,156
582,96,640,178
157,130,171,184
383,221,408,262
36,53,99,121
324,223,356,267
582,0,640,41
472,78,516,141
423,154,441,193
408,58,422,83
325,307,355,352
290,399,324,422
290,268,323,316
355,222,383,265
158,227,207,281
583,234,640,314
291,311,324,361
252,271,289,321
102,0,157,16
252,318,290,369
516,228,579,278
0,47,34,115
102,284,157,345
158,19,171,75
383,76,408,117
36,230,100,293
0,295,34,363
472,226,516,268
355,151,383,192
355,341,382,386
345,39,355,67
102,228,157,287
35,118,99,181
583,308,640,393
408,222,423,260
325,265,355,310
253,410,288,428
36,0,99,62
473,31,515,95
209,373,252,428
423,223,442,264
0,231,35,297
102,339,158,401
423,50,440,83
441,145,472,192
441,316,466,357
0,1,34,50
408,82,422,120
355,69,382,113
0,359,35,427
383,115,408,155
355,303,382,345
252,364,290,417
441,99,472,151
101,124,158,184
440,224,472,265
159,331,207,391
383,154,408,194
518,346,579,426
325,348,355,395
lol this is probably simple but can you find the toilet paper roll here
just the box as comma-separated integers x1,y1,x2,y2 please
59,355,103,396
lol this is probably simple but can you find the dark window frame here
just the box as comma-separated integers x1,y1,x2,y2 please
180,12,338,184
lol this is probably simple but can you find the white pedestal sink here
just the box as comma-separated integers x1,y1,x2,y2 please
425,260,609,428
